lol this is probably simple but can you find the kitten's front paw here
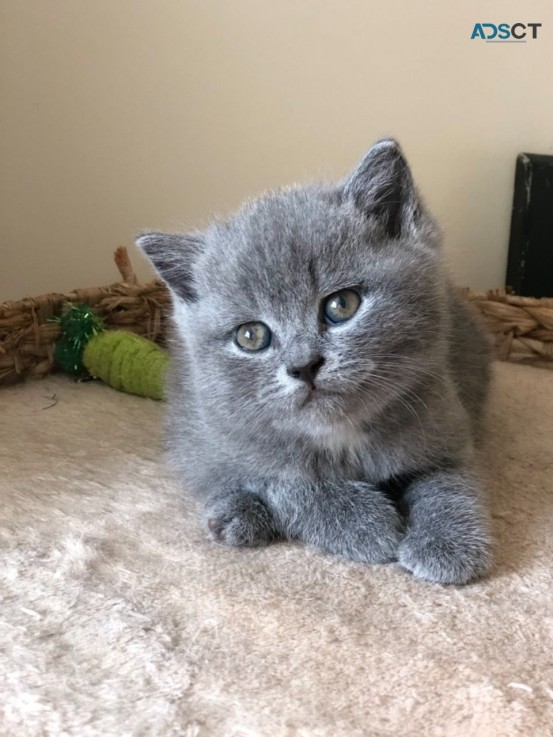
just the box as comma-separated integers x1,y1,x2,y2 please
341,507,403,564
205,491,277,548
316,487,404,565
398,528,492,585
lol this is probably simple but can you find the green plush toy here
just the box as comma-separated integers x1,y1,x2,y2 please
54,304,170,400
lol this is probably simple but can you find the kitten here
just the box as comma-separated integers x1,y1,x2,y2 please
137,138,492,585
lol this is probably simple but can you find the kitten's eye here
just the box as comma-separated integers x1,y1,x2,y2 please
235,321,272,351
323,289,361,325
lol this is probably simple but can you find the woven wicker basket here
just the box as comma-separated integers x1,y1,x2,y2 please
466,288,553,366
0,248,171,385
1,248,552,386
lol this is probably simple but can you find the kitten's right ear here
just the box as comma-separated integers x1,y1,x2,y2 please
135,231,204,301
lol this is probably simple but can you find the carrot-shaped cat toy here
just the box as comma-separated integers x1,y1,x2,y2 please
53,304,170,400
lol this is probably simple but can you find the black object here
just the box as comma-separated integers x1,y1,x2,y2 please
507,153,553,297
506,154,553,297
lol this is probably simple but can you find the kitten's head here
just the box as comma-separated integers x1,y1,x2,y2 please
138,139,448,444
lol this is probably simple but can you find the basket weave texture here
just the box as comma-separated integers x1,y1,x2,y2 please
1,249,552,386
0,248,171,386
466,288,553,366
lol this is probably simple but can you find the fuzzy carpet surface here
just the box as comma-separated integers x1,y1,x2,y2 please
1,363,553,737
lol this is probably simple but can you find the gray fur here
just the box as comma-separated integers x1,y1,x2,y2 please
137,138,492,585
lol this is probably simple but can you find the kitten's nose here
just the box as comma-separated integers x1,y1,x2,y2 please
287,356,325,387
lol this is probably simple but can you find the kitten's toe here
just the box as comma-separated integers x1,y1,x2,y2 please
350,515,403,564
205,492,277,548
322,497,404,565
206,512,274,547
207,517,229,541
398,530,492,585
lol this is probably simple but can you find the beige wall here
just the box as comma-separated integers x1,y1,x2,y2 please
2,0,553,301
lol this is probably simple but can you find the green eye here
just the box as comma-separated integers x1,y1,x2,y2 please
323,289,361,325
235,321,272,351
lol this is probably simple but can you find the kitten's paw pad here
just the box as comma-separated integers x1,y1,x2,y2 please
205,494,276,548
398,531,492,585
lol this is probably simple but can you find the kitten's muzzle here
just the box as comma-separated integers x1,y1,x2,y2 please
286,356,325,389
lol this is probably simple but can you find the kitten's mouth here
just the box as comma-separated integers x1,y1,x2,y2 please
299,386,342,408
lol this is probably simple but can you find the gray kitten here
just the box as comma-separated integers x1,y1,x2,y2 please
137,139,492,585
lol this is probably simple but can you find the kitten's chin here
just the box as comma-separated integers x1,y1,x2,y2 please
271,390,367,451
293,412,367,452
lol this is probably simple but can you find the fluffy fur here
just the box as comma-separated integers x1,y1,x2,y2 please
137,139,492,584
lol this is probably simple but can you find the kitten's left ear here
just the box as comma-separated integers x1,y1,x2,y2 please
135,231,204,301
343,138,421,238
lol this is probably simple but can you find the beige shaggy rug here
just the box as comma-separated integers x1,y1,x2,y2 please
1,362,553,737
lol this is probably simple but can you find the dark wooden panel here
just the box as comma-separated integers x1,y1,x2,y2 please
507,153,553,297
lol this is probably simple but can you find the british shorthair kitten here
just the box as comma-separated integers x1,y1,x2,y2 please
137,139,492,584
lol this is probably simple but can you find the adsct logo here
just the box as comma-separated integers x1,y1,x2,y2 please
471,23,542,42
